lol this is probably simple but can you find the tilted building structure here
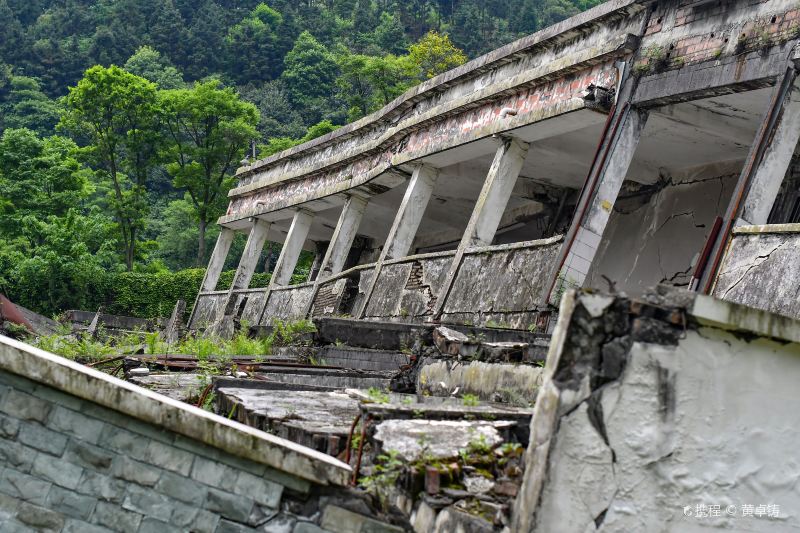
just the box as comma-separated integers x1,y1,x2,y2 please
190,0,800,335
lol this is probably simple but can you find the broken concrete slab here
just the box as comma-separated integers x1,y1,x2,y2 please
433,326,469,356
127,372,204,402
373,420,508,462
317,345,411,372
216,387,360,457
252,366,394,390
314,317,433,351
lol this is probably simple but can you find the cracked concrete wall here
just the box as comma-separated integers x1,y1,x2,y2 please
514,288,800,533
189,293,227,330
260,285,314,324
441,239,562,329
586,163,738,295
363,255,453,322
713,227,800,319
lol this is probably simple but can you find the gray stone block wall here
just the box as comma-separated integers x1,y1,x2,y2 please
0,369,330,533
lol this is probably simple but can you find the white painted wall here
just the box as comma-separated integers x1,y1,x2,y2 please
586,163,739,295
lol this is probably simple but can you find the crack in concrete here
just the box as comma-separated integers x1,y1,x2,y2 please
719,241,789,300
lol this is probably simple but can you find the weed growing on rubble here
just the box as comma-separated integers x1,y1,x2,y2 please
271,319,316,346
462,394,480,407
359,449,404,511
366,387,390,404
32,335,115,362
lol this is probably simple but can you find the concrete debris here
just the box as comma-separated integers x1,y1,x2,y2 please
433,326,469,355
372,419,506,462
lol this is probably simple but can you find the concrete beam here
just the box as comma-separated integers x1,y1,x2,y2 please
356,164,439,318
432,137,530,319
740,72,800,226
548,106,649,302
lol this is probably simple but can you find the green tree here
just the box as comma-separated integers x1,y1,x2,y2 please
239,80,306,142
281,31,339,123
61,65,163,270
124,46,185,89
161,80,259,264
0,128,90,235
408,31,467,80
225,3,284,83
0,209,119,315
373,12,408,54
0,76,62,135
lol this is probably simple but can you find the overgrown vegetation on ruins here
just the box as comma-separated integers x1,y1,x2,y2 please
0,0,602,318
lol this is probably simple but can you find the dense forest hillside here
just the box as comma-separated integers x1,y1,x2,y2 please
0,0,602,317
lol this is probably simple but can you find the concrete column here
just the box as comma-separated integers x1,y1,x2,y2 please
383,165,439,260
257,210,314,325
230,218,272,291
187,227,235,327
466,137,530,246
300,196,368,318
432,136,529,319
740,72,800,226
320,196,368,277
270,210,314,287
356,164,439,318
200,227,235,292
210,217,271,335
548,107,648,303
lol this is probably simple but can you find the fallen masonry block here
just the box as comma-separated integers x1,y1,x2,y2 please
317,345,411,372
372,419,509,462
433,326,468,355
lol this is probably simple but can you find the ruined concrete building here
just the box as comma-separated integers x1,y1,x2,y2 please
191,0,800,333
3,0,800,532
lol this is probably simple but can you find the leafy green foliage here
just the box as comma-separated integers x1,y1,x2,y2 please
161,79,259,264
61,65,163,270
124,46,184,89
0,0,600,318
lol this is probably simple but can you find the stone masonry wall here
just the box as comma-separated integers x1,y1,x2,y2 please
0,368,311,532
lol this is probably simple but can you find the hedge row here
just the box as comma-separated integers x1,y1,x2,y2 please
103,269,273,319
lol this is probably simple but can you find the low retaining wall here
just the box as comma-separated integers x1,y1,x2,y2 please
262,284,315,324
440,237,562,329
192,237,561,330
0,335,356,532
712,224,800,320
363,252,454,321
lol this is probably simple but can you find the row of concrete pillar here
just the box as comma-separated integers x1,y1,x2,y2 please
197,61,800,330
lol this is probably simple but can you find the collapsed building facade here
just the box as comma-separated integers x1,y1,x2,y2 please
4,0,800,532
